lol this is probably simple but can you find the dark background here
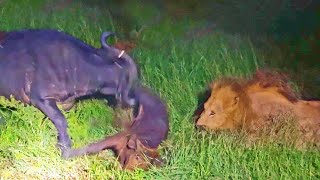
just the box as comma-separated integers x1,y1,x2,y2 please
82,0,320,98
4,0,320,98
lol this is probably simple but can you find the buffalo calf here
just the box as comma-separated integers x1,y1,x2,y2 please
65,86,169,170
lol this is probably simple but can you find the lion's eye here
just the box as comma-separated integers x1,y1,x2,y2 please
209,111,216,117
135,155,141,160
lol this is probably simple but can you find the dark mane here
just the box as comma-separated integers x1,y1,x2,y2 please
213,78,245,94
210,70,299,103
247,70,299,102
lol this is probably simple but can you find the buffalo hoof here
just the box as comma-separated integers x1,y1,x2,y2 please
61,147,86,159
56,142,72,157
61,148,73,159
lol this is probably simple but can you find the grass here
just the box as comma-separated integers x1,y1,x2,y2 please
0,0,319,179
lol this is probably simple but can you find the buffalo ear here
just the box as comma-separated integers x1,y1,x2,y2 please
127,137,137,150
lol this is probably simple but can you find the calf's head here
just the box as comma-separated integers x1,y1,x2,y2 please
120,136,162,171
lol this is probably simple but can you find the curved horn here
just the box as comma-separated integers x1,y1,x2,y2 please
100,31,115,49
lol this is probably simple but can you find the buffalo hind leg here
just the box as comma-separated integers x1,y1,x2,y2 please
31,98,72,155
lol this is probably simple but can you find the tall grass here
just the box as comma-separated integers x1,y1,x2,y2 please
0,0,319,179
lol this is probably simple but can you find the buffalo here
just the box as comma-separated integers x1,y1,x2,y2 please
64,86,169,170
0,29,138,157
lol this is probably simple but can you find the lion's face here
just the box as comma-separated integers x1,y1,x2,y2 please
196,86,240,130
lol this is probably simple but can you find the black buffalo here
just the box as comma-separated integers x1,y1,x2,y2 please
0,29,138,157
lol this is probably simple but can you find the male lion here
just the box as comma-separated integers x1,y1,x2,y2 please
196,70,320,144
196,78,257,130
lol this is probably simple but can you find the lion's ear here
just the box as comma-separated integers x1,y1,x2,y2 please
209,82,215,89
234,96,239,105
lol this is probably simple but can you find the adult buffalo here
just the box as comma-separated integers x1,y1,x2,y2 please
0,29,138,157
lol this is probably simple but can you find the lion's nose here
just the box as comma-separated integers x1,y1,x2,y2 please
196,118,204,126
196,119,206,129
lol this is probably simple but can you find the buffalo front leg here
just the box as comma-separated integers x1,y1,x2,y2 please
31,98,72,155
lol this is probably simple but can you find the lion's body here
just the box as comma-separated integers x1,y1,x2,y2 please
196,70,320,144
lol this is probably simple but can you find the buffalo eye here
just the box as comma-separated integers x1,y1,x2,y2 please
135,155,141,161
209,111,216,117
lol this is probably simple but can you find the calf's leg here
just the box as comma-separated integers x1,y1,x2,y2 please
63,132,126,159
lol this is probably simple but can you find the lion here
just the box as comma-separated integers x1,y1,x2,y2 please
196,70,320,144
196,78,257,130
